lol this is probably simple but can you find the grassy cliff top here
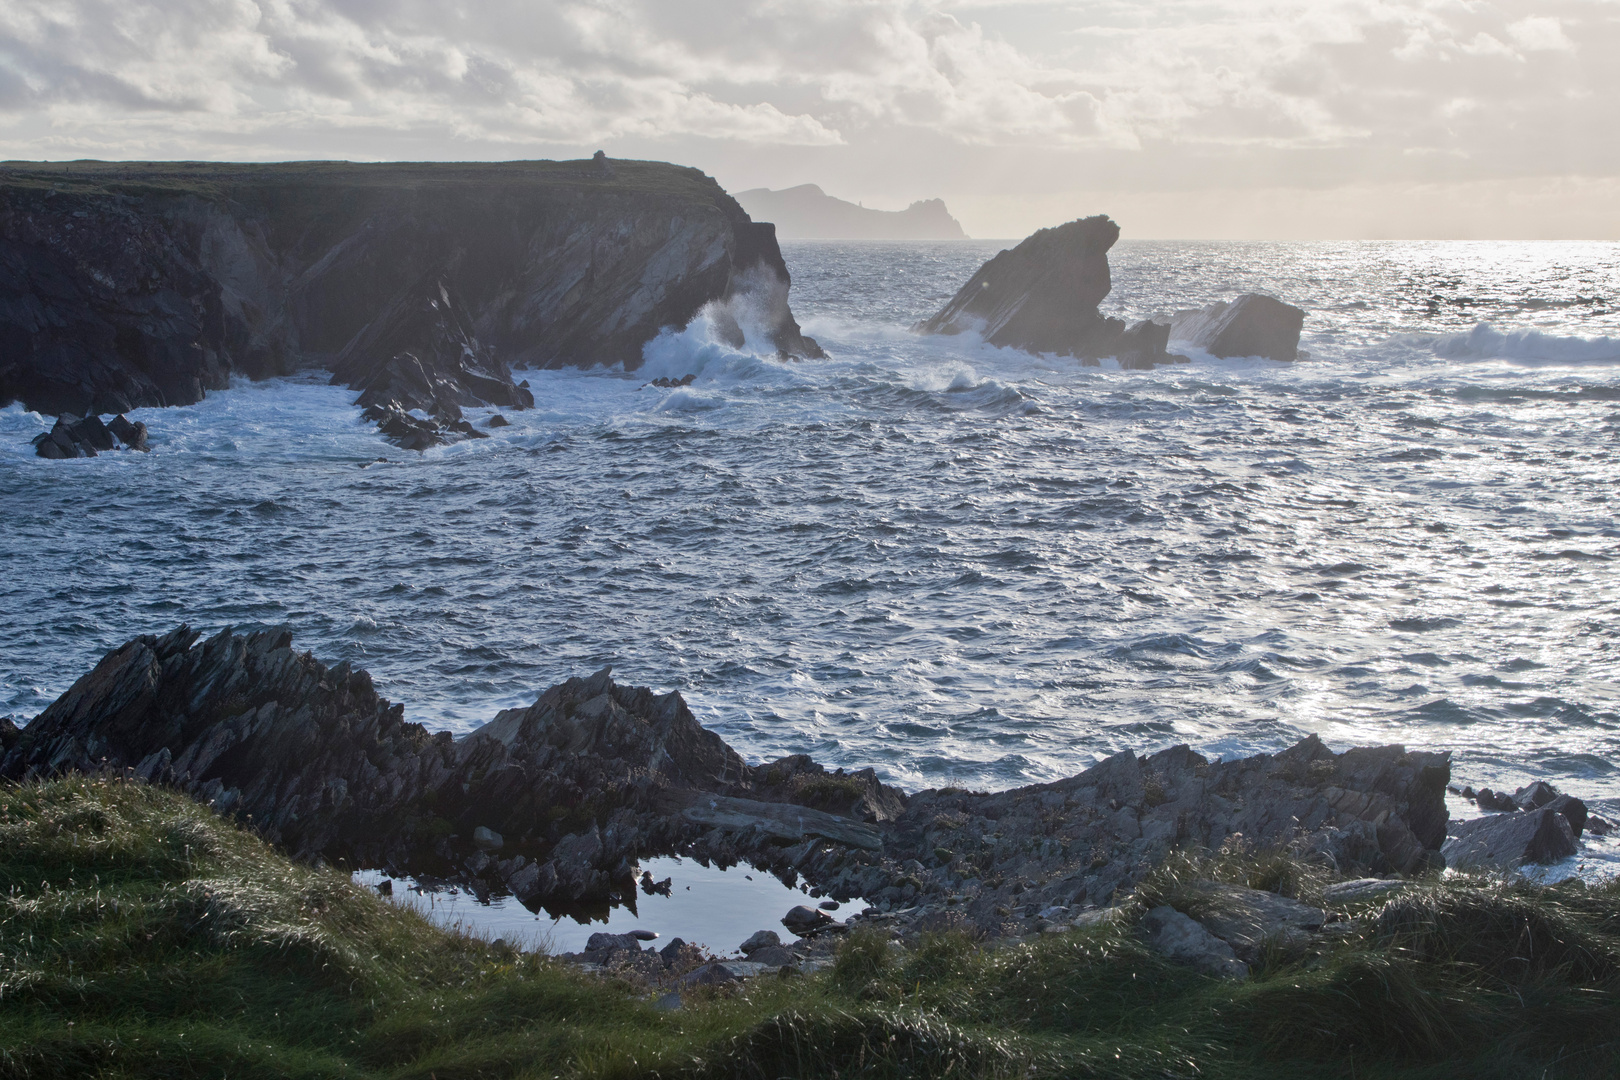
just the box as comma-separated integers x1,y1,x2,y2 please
4,775,1620,1079
0,157,730,205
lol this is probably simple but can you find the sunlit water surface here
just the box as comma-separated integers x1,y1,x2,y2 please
5,239,1620,824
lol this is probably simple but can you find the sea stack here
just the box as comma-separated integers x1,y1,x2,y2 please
1169,293,1306,362
914,215,1170,367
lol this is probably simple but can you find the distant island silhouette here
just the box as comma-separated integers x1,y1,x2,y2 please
733,183,968,240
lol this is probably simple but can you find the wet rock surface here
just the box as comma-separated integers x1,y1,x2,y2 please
1,159,820,428
1169,293,1306,362
5,626,1459,940
31,412,149,457
1443,807,1579,869
330,277,532,449
914,216,1174,367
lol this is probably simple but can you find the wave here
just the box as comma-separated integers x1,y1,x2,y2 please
1432,322,1620,366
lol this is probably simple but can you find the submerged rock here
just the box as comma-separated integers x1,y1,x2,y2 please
914,216,1167,366
1169,294,1305,362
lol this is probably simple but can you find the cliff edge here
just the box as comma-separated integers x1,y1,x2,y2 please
0,157,821,417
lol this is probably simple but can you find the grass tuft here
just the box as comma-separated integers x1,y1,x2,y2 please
8,776,1620,1078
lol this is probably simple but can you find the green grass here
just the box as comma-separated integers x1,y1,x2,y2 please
5,776,1620,1078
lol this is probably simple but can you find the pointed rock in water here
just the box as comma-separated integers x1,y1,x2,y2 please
914,216,1166,366
1442,806,1578,869
1169,293,1305,362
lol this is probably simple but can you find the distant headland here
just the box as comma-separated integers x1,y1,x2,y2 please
733,183,968,240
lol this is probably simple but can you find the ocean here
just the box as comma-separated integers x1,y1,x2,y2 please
5,238,1620,814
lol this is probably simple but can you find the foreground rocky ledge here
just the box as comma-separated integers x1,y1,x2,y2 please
0,626,1468,940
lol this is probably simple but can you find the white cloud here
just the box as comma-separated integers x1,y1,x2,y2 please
0,0,1614,238
1506,15,1575,51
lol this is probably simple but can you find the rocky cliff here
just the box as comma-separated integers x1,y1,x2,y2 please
0,158,821,418
6,626,1453,935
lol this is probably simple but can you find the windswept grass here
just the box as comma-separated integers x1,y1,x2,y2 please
5,776,1620,1078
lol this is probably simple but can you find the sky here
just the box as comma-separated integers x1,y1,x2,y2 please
1,0,1616,239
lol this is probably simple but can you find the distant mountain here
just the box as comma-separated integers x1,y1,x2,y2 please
733,184,968,240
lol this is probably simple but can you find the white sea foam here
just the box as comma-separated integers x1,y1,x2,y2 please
1432,322,1620,366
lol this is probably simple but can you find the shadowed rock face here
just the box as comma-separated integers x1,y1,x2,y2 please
913,216,1169,366
1169,293,1305,362
0,159,821,418
331,276,534,449
4,627,1449,933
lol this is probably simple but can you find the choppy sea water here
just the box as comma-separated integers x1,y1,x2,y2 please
5,239,1620,820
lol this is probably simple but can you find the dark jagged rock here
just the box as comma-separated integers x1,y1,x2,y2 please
914,217,1155,365
105,413,149,451
1443,807,1578,869
485,414,511,428
330,276,533,450
0,159,820,420
6,627,1453,932
1169,293,1305,362
31,412,149,458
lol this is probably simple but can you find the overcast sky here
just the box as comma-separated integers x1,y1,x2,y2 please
2,0,1616,239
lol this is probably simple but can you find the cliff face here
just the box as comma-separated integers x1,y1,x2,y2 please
0,159,820,416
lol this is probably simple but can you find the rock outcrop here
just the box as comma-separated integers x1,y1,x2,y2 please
329,276,532,449
6,627,1452,932
0,158,821,422
914,216,1175,368
32,412,149,457
1168,294,1305,362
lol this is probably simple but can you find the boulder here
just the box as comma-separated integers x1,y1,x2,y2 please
473,826,504,850
1545,794,1588,839
106,414,150,451
485,414,511,428
1176,883,1325,962
1139,906,1248,979
740,930,783,954
1513,781,1559,811
783,904,834,936
914,216,1169,367
1474,788,1520,812
1169,294,1305,362
585,932,642,952
1442,807,1578,869
746,945,796,967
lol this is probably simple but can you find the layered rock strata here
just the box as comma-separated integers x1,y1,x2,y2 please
914,216,1175,368
6,626,1452,935
0,158,821,421
331,277,532,449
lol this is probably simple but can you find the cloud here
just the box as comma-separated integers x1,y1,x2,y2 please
0,0,1614,225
